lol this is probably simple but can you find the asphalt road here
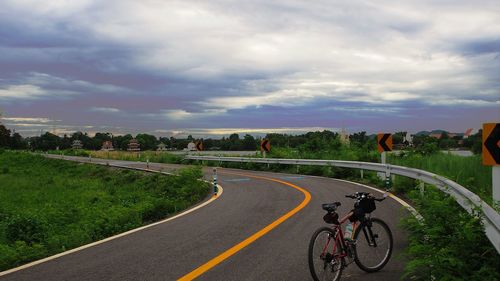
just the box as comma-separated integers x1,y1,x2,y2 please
1,156,409,281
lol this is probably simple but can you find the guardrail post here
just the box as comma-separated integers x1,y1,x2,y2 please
213,168,218,197
147,158,149,169
89,155,92,162
493,166,500,202
360,169,364,179
419,181,425,196
296,165,300,173
385,175,392,189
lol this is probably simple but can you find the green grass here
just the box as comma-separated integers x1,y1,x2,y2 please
90,150,183,164
388,152,493,205
0,151,209,271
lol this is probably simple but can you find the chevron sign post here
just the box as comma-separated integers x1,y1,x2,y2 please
377,133,393,188
483,123,500,201
261,139,271,158
195,141,203,152
377,133,393,153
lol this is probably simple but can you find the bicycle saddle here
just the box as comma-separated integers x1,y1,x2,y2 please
322,202,341,212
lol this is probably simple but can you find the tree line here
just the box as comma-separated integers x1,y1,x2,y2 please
0,123,483,154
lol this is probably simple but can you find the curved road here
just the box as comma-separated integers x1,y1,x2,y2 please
1,156,409,280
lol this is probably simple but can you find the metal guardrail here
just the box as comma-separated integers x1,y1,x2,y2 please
186,155,500,253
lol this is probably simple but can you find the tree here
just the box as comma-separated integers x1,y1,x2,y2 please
37,132,60,150
242,134,257,150
60,134,72,149
92,132,113,150
465,130,483,155
115,134,133,151
10,132,25,149
136,134,158,150
393,132,406,145
350,131,368,146
228,133,242,150
0,124,10,148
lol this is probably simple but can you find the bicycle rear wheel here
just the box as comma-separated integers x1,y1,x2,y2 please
308,227,344,281
353,217,393,272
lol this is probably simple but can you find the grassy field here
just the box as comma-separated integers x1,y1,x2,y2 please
89,150,183,164
0,151,209,271
387,152,493,205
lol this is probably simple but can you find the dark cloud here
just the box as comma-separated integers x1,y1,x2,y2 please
0,0,499,136
459,39,500,56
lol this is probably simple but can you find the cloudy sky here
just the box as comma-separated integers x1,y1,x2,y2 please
0,0,498,137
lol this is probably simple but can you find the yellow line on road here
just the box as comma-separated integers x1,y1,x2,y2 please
177,171,311,281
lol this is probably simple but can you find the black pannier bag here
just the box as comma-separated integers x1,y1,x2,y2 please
349,197,376,222
359,197,376,213
323,212,339,224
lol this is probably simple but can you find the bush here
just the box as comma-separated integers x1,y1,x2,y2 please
402,187,500,280
6,215,48,245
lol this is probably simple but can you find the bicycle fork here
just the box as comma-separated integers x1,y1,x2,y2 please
362,224,379,247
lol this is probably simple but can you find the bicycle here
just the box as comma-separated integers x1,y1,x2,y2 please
308,192,393,281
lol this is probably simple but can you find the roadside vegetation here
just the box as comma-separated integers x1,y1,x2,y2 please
388,152,492,204
401,187,499,280
89,150,184,164
0,150,209,271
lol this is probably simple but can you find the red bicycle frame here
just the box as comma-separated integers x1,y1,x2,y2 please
321,211,359,260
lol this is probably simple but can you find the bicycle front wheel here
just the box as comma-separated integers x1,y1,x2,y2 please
353,217,393,272
308,227,344,281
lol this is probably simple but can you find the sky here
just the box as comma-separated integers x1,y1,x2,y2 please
0,0,499,138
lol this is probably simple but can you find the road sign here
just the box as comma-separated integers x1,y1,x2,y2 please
195,141,204,151
482,123,499,166
377,133,392,153
261,139,271,152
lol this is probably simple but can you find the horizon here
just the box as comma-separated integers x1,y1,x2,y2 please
0,118,480,139
1,1,499,137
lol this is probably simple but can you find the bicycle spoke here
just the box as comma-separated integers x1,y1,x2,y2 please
354,218,393,272
309,228,343,281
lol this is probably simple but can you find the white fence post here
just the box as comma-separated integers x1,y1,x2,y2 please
493,166,500,202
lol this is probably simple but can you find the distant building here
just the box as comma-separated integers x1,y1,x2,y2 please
463,128,475,139
127,138,140,152
339,129,350,144
403,133,413,146
429,132,462,139
157,142,167,151
185,141,196,151
101,141,114,151
429,133,443,139
72,140,83,150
